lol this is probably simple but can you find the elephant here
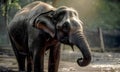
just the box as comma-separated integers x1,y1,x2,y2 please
8,1,91,72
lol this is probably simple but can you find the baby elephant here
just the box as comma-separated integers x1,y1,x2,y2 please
8,1,91,72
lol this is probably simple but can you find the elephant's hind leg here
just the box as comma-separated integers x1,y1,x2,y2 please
9,35,26,72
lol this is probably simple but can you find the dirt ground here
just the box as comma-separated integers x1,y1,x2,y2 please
0,52,120,72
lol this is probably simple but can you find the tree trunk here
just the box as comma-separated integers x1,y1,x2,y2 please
98,28,105,52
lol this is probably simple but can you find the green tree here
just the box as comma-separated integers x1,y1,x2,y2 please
0,0,21,44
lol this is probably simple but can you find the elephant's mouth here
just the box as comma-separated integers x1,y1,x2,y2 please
60,36,70,44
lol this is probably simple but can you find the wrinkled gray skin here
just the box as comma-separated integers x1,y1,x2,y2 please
8,1,91,72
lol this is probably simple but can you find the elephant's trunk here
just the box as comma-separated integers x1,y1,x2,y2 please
71,31,91,67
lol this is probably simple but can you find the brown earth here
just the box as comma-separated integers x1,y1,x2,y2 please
0,52,120,72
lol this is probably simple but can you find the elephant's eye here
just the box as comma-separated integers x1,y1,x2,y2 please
74,12,78,16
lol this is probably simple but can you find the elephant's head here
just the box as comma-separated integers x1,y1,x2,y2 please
34,6,91,67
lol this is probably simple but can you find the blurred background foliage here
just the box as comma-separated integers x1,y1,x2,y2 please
1,0,120,30
0,0,120,50
55,0,120,31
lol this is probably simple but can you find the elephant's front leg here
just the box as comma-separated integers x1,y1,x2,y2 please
33,47,45,72
48,43,61,72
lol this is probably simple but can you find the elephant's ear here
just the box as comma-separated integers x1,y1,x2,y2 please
33,10,55,38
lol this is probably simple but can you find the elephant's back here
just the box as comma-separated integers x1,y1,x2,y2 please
10,1,55,27
8,1,55,33
15,1,55,19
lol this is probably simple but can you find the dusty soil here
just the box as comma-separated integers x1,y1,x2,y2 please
0,52,120,72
